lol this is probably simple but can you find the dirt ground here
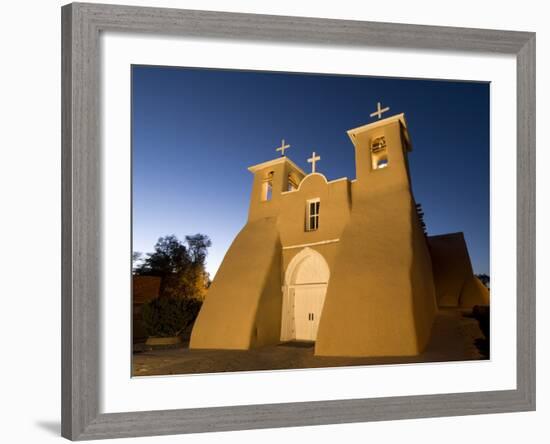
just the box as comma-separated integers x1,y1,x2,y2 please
132,308,486,377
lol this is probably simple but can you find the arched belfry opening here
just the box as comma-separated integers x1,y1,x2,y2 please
280,248,330,342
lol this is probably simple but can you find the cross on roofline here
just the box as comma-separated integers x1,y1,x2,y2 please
275,139,291,156
307,151,321,173
370,102,390,120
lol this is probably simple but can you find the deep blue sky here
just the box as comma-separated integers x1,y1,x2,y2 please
132,65,490,277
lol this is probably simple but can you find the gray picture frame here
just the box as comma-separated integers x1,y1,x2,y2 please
61,2,536,440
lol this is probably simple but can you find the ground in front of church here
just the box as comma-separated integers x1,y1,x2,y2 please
132,308,487,377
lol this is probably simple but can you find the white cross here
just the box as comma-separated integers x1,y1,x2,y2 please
307,151,321,173
369,102,390,120
275,139,291,156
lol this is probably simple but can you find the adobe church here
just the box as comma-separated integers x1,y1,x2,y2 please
190,104,489,357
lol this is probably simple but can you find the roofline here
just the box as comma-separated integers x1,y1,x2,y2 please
281,174,349,195
247,156,306,176
427,232,465,239
347,113,412,152
347,113,406,135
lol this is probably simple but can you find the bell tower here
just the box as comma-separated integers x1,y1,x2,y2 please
247,140,305,222
347,112,413,195
315,108,436,357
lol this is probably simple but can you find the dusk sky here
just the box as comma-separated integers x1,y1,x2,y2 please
132,65,490,278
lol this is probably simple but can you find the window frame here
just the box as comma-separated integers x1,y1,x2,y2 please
305,198,320,231
287,174,298,192
370,135,389,170
261,171,274,201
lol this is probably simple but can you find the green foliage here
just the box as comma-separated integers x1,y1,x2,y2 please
135,235,191,276
185,234,212,264
134,234,211,300
475,273,490,288
142,296,203,338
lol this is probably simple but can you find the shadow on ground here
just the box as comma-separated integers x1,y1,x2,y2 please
133,308,488,376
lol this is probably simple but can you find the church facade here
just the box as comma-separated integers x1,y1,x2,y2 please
190,111,489,357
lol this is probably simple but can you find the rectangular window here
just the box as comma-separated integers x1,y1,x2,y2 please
287,175,298,192
261,172,274,201
371,136,389,170
262,181,272,201
306,198,320,231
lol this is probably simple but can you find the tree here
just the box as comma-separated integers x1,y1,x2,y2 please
134,234,211,300
135,235,191,276
142,296,202,337
475,273,490,289
185,234,212,265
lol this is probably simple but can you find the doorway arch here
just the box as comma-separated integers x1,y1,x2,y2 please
280,247,330,342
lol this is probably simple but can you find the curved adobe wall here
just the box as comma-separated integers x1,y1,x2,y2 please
428,232,488,308
189,217,282,349
315,191,436,357
460,276,490,307
408,202,438,350
278,173,351,247
315,116,437,357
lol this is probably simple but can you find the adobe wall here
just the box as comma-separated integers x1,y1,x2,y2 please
278,173,350,247
428,232,489,307
314,190,436,356
191,160,353,350
460,275,490,307
191,115,478,356
189,217,283,349
132,275,161,304
315,118,437,357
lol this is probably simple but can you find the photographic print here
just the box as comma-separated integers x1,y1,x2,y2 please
131,66,490,377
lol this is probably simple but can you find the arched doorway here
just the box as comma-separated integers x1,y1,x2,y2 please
280,248,330,342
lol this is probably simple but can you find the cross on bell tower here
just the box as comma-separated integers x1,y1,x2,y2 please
370,102,390,120
307,152,321,173
275,139,291,156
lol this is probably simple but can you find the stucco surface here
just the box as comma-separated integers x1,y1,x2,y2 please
460,275,490,307
428,232,488,308
189,217,283,349
190,114,481,357
315,118,436,356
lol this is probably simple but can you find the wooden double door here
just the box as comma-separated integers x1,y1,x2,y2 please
292,284,327,341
